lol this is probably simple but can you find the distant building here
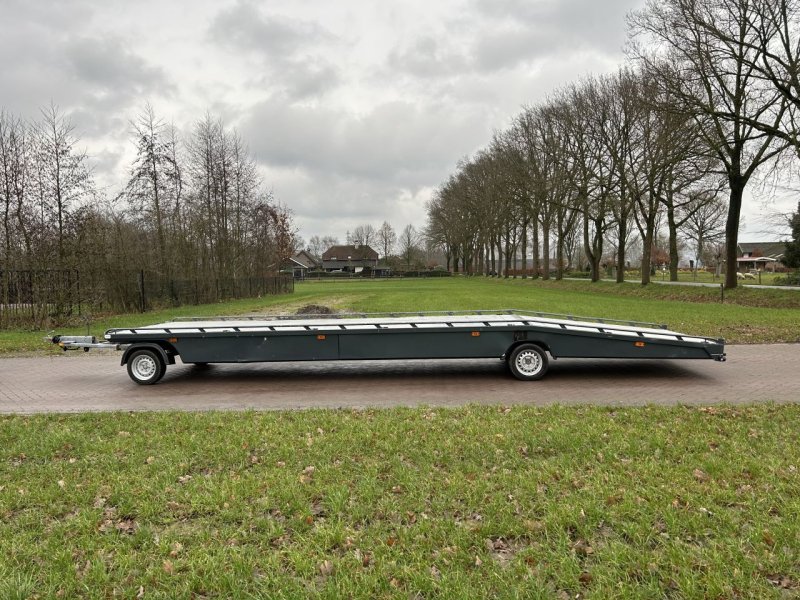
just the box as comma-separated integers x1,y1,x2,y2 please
284,249,321,279
736,241,787,272
321,244,391,275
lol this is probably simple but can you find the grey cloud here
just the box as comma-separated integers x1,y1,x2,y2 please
473,0,640,50
243,99,489,185
208,1,341,99
65,37,173,100
466,0,639,70
471,26,555,72
262,166,433,239
385,0,638,83
243,98,492,234
0,0,172,118
209,1,336,56
2,0,94,32
270,59,342,101
387,36,469,79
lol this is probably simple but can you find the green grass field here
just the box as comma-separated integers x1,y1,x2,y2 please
2,277,798,353
2,278,800,597
2,405,799,598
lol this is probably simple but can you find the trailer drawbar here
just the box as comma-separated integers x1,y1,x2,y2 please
48,309,726,385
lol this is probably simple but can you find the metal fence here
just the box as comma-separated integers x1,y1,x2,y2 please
0,269,294,329
133,272,294,312
0,269,82,328
300,270,452,280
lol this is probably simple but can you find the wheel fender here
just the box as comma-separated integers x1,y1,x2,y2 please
506,340,552,360
121,343,173,366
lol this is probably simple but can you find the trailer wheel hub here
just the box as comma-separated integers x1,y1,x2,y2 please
515,350,542,376
131,354,157,380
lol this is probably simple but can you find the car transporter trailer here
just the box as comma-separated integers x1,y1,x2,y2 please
49,309,726,385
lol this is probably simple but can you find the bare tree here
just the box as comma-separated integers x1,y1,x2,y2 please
683,196,727,271
351,223,377,247
34,104,93,265
307,235,325,259
321,235,338,251
125,104,182,276
398,224,420,269
377,221,396,259
629,0,791,288
0,112,33,265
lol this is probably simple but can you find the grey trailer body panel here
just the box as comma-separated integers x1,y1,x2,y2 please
102,311,725,365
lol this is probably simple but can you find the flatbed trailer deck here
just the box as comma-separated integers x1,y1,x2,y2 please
50,310,726,385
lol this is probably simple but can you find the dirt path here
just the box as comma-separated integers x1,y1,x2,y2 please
0,344,797,413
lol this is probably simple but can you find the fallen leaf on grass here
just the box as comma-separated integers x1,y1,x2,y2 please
474,556,483,567
318,560,334,576
299,465,316,484
177,475,192,484
354,549,371,567
693,468,709,482
524,519,545,532
572,539,593,557
116,518,137,534
763,530,776,547
579,571,593,585
766,574,798,589
169,542,183,557
162,560,174,575
430,565,441,579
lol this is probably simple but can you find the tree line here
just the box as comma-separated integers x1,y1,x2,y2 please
0,104,295,290
427,0,800,288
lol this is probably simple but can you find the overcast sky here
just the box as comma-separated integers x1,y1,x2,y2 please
0,0,790,244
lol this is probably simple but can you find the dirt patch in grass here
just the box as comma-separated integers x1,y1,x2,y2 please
294,304,336,316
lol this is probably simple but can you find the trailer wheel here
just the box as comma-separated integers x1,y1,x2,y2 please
508,344,548,381
127,349,165,385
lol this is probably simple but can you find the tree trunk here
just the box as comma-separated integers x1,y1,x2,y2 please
667,203,679,281
724,182,744,289
640,214,656,286
531,221,540,279
542,227,550,281
504,230,511,278
616,213,627,283
520,219,528,279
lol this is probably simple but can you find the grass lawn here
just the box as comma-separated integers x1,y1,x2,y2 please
1,277,799,353
2,405,799,598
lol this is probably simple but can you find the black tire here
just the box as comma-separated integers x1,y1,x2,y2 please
126,349,166,385
507,343,548,381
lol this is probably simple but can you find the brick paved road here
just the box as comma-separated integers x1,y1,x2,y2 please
0,344,797,413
